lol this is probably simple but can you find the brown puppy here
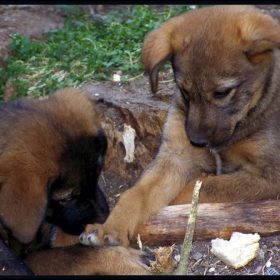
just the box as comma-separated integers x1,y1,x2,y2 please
80,5,280,248
0,88,150,275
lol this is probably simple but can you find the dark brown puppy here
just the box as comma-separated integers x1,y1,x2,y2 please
80,5,280,248
0,88,150,275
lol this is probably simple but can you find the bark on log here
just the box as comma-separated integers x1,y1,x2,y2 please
131,200,280,246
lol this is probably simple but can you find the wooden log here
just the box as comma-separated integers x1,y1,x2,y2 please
131,200,280,246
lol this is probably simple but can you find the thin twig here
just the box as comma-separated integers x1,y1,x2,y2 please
191,258,202,269
158,79,175,84
174,180,202,275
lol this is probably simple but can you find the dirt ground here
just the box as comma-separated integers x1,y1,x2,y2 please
1,4,280,276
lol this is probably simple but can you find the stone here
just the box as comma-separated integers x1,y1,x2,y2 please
192,252,203,261
81,79,173,180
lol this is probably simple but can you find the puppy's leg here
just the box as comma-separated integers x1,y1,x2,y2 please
80,100,215,247
171,169,280,205
172,139,280,204
25,245,151,275
51,228,80,247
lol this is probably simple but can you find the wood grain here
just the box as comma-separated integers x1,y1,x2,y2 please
131,200,280,246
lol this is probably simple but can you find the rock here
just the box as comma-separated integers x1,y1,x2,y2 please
256,248,265,261
192,252,203,261
81,79,173,180
254,265,263,274
210,232,260,269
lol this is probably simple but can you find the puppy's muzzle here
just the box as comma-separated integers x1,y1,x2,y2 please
188,132,208,148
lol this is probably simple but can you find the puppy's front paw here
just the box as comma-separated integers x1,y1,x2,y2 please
79,224,105,246
79,224,129,247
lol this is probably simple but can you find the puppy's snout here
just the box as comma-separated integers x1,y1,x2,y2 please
190,139,207,147
189,138,207,148
186,126,208,147
187,130,208,147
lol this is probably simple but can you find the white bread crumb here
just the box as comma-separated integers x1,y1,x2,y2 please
210,232,260,269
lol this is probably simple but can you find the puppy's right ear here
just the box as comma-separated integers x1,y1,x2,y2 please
142,20,180,94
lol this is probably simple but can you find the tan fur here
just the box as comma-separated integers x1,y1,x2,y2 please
26,246,149,275
80,5,280,249
51,228,80,248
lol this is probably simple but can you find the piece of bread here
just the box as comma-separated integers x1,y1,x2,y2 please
210,232,260,269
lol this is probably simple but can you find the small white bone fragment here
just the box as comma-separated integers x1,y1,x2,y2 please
210,232,260,269
122,124,136,163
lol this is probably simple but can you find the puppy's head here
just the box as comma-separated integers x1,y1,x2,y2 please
142,5,280,149
0,88,109,243
46,130,109,235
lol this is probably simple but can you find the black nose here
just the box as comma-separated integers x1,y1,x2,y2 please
189,139,207,147
188,132,208,148
186,123,208,148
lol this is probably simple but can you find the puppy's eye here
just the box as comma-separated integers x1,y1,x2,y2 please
213,88,232,99
58,196,72,205
71,189,81,198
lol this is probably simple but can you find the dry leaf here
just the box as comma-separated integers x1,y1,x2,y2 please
137,234,143,250
149,244,177,275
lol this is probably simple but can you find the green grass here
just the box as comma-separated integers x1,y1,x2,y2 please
0,5,201,101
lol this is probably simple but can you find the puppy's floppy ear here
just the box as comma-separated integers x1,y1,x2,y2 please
239,12,280,58
142,20,181,94
0,171,52,244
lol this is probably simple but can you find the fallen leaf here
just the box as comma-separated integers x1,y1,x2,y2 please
149,244,177,275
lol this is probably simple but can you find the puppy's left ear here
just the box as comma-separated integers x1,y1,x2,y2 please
142,19,181,94
0,172,51,244
239,12,280,59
